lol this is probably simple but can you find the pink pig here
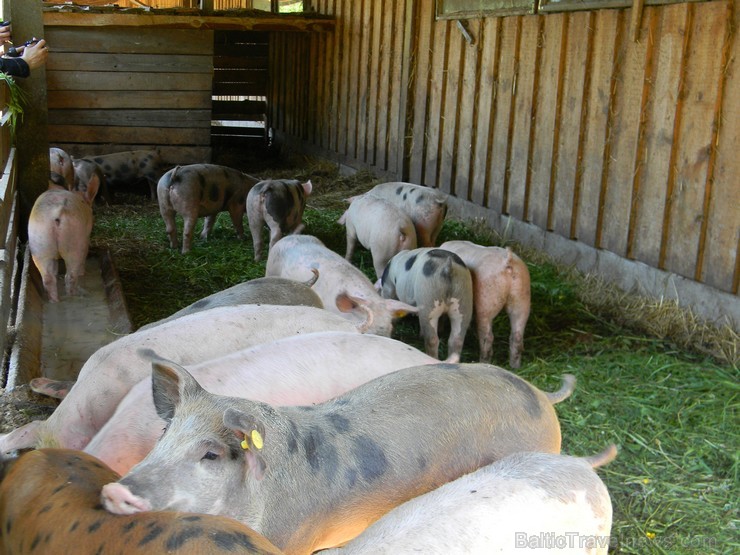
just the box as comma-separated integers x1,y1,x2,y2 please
440,240,531,368
28,188,96,303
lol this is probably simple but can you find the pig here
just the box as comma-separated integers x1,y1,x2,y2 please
138,274,323,331
87,149,163,199
73,156,110,205
85,331,438,474
265,234,417,337
0,448,285,554
101,362,575,554
48,171,67,190
363,182,448,247
441,240,531,368
323,444,617,555
380,248,474,363
49,147,74,190
338,194,417,280
157,164,260,254
0,304,362,455
27,189,95,303
246,178,313,261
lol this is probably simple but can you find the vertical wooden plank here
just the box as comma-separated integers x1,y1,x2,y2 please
528,13,563,229
507,15,538,221
407,0,434,184
423,19,449,188
397,0,416,181
346,0,361,159
576,9,620,246
628,5,683,267
386,0,406,175
470,18,499,206
330,0,346,153
599,11,645,255
309,21,321,144
701,0,738,293
320,0,336,149
487,16,517,213
337,0,353,156
663,3,725,280
438,24,464,195
375,0,393,171
454,19,481,201
550,11,590,238
366,0,383,166
356,0,372,164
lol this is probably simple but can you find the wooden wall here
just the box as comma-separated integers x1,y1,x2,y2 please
45,25,213,165
270,0,739,298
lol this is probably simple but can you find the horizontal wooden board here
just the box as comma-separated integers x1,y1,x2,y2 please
213,56,269,69
213,82,268,96
211,126,266,137
48,125,211,145
48,52,212,73
47,90,211,110
212,69,268,83
48,109,212,128
214,44,270,58
46,26,214,56
47,71,213,91
212,100,267,117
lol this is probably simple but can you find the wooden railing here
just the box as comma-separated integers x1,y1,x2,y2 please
0,79,20,385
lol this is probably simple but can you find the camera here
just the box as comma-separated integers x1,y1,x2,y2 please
6,38,39,57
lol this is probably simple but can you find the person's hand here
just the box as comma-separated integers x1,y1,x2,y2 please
0,23,11,44
20,38,47,70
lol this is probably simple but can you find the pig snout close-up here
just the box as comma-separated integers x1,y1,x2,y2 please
246,178,313,261
27,188,95,303
441,239,532,368
0,448,285,554
101,361,572,555
338,193,417,280
157,163,260,254
380,247,474,363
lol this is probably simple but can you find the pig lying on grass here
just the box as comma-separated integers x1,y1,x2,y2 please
102,362,574,555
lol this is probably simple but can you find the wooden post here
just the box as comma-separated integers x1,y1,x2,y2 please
7,0,48,238
201,1,214,15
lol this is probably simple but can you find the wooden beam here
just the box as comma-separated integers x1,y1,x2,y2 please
631,0,644,42
42,12,335,33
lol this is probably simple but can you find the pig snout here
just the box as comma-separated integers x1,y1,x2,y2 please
101,482,152,515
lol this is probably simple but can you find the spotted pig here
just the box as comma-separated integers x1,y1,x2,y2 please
85,149,163,199
441,240,531,368
102,362,574,555
246,178,313,261
157,163,260,254
380,247,473,363
0,449,284,554
324,445,616,555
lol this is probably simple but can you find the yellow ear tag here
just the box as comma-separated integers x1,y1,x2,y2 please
241,434,249,450
251,430,264,450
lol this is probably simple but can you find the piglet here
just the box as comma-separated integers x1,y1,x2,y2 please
87,149,163,199
324,445,617,555
73,157,109,205
28,187,96,303
441,240,531,368
246,178,312,261
338,193,417,280
380,247,473,362
157,163,260,254
364,182,448,247
0,449,285,554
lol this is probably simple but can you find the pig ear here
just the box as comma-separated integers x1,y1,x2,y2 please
301,180,312,195
82,172,100,206
384,299,419,318
151,361,202,422
223,408,268,480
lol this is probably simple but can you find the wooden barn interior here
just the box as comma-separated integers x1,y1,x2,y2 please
0,0,737,356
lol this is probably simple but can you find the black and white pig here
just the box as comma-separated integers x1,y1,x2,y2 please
157,164,260,254
338,194,417,280
362,182,448,247
246,178,313,261
379,247,474,363
85,149,163,199
101,362,575,555
323,445,617,554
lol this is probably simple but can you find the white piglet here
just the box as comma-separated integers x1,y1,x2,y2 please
338,194,417,280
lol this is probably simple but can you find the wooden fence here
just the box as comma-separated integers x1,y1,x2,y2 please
269,0,739,317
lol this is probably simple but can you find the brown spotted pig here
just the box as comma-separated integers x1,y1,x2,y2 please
102,362,574,555
246,178,313,261
87,149,163,199
27,188,96,303
0,448,284,554
380,247,474,363
441,240,531,368
157,163,260,254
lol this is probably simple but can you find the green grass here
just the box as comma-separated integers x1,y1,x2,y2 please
90,156,738,555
